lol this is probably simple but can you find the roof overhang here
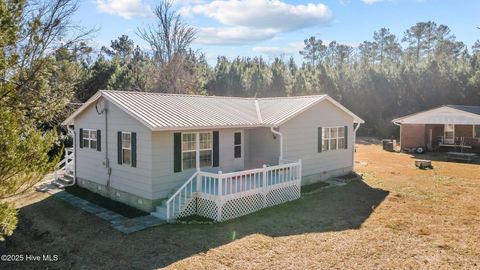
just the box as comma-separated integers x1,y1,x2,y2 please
392,106,480,125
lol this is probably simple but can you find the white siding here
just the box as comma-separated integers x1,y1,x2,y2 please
280,99,354,178
245,127,279,168
151,128,244,199
74,98,153,199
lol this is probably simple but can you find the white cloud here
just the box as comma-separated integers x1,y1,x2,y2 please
252,42,305,56
196,27,278,45
95,0,153,19
182,0,332,45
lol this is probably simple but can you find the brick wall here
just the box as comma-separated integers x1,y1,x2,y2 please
400,124,426,149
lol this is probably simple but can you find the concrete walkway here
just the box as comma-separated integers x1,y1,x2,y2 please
48,189,165,234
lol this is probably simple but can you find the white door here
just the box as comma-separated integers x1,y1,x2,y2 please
444,124,455,144
233,131,244,171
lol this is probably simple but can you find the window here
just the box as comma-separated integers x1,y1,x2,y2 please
234,132,242,158
322,127,345,151
82,129,97,149
475,125,480,138
182,132,213,170
199,132,212,167
122,132,132,165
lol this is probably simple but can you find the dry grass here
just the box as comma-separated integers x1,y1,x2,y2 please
3,143,480,269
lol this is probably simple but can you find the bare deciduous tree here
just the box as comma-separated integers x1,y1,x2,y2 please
137,0,196,64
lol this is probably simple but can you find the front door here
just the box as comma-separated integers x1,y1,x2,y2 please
444,124,455,144
233,131,244,171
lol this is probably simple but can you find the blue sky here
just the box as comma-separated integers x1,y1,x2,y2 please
74,0,480,64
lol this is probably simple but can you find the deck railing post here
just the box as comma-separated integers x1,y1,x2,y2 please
196,173,201,193
218,171,223,196
262,164,268,207
298,159,302,183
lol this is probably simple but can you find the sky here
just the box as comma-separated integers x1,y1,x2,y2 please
74,0,480,64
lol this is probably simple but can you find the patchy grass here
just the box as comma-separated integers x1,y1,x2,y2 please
4,142,480,269
301,181,330,193
64,185,148,218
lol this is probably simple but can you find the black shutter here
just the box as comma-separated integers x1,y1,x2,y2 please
344,126,348,149
97,130,101,151
174,133,182,173
117,131,122,164
318,127,323,152
79,128,83,148
131,132,137,168
213,131,219,167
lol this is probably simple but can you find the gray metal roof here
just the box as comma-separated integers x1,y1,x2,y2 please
63,90,364,130
392,105,480,125
446,105,480,115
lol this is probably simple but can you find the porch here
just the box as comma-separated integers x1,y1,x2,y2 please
153,159,302,222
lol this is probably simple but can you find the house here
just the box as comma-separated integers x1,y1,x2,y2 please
60,90,364,221
392,105,480,153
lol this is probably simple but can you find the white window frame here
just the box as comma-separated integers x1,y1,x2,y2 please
181,131,213,171
121,132,132,165
199,132,213,168
82,129,97,150
322,126,345,152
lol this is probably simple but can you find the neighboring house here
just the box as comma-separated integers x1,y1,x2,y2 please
392,105,480,153
61,90,364,221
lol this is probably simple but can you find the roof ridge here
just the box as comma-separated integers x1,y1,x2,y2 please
100,90,327,100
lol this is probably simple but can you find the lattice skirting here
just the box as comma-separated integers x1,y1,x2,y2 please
177,180,301,222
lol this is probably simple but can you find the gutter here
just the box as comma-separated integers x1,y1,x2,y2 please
270,127,283,164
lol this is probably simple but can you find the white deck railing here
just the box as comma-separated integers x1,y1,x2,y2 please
165,171,199,220
165,160,302,222
54,147,75,180
198,161,302,197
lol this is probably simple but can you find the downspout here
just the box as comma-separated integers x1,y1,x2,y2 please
270,127,283,164
352,122,362,165
104,102,111,187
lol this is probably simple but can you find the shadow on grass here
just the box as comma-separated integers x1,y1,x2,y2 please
5,179,388,269
409,152,480,165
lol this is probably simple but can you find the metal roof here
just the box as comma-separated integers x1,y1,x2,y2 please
392,105,480,125
63,90,364,130
446,105,480,115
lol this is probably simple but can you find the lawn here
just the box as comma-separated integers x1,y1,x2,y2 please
3,142,480,269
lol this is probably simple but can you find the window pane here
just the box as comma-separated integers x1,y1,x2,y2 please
324,128,330,139
330,138,337,150
323,138,329,151
234,145,241,158
234,132,241,145
91,140,97,149
122,133,131,148
182,133,196,151
182,151,196,169
90,130,97,139
123,149,131,165
338,127,344,138
83,139,90,148
330,128,337,138
199,133,211,149
83,130,89,139
338,138,345,149
199,150,212,167
476,125,480,138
